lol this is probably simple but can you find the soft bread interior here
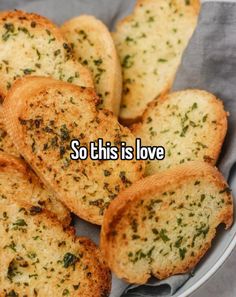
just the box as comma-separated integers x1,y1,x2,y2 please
114,0,199,121
134,90,227,175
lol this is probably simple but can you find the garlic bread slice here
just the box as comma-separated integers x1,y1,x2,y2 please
101,161,233,283
62,15,122,115
0,152,70,226
0,10,93,98
114,0,199,122
133,90,227,175
0,194,111,296
3,76,145,225
0,10,94,157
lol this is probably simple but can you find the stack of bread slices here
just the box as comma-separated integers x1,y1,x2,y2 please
0,0,233,295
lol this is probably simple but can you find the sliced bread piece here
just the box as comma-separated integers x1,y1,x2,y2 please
0,10,94,157
0,152,70,226
113,0,199,122
61,15,122,115
0,192,111,296
0,10,93,98
101,161,233,283
133,90,227,175
3,76,145,225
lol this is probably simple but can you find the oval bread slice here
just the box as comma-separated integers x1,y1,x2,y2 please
101,161,233,283
3,76,145,225
0,10,93,97
114,0,199,122
0,194,111,296
133,90,227,175
61,15,122,115
0,152,71,227
0,10,94,157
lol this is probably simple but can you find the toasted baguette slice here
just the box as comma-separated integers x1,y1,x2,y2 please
0,152,71,226
0,194,111,296
114,0,199,122
61,15,122,115
0,10,94,157
133,90,227,175
0,11,93,97
101,162,233,283
3,76,145,225
0,10,93,98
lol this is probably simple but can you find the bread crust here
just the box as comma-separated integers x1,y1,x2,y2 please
0,193,111,296
0,152,71,226
114,0,200,122
0,112,20,156
3,76,145,225
101,161,233,283
62,15,122,116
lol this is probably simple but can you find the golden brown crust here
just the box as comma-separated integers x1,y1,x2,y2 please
101,161,233,283
0,111,20,156
77,237,112,297
3,76,145,225
0,152,71,226
62,15,122,116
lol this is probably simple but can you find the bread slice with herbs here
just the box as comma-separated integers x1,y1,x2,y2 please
113,0,199,122
3,76,145,225
0,10,94,157
101,161,233,283
61,15,122,115
0,10,93,98
0,191,111,296
133,90,227,175
0,152,71,227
